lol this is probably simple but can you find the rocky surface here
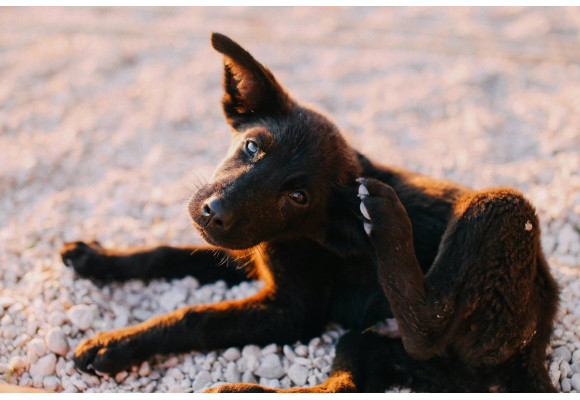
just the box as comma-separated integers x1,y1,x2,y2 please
0,7,579,393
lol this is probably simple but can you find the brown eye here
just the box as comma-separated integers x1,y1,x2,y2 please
289,191,308,205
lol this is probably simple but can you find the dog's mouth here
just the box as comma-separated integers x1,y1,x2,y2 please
188,194,259,250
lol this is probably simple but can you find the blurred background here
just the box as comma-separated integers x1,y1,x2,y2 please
0,7,579,392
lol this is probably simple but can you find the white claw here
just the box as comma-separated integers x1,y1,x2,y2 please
364,222,372,236
358,184,369,198
360,202,371,220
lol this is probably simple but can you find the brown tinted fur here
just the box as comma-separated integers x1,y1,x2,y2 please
61,33,558,392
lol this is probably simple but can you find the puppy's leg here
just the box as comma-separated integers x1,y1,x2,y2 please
60,242,249,285
207,331,422,393
73,289,324,375
358,178,557,391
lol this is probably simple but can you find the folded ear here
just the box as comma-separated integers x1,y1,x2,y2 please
211,33,293,130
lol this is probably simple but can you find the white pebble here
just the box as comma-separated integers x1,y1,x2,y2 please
553,346,572,363
28,338,47,357
192,371,212,392
242,370,257,384
43,376,60,391
242,344,261,360
67,305,95,330
295,345,308,357
561,361,572,378
115,371,128,382
561,377,572,392
255,354,284,379
293,357,312,367
223,347,241,361
287,363,309,386
29,354,57,379
573,350,580,363
283,345,296,361
572,373,580,391
572,361,580,374
224,362,240,383
159,289,187,312
46,327,69,356
261,343,278,355
9,356,27,372
138,362,151,377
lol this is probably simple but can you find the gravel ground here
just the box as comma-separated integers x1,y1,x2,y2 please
1,7,579,393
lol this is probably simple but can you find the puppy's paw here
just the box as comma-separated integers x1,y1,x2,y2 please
60,241,108,280
204,383,277,393
356,178,413,243
74,330,143,375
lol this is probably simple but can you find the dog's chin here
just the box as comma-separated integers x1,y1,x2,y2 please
192,220,258,250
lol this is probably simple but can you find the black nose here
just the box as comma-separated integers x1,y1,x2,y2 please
201,197,232,229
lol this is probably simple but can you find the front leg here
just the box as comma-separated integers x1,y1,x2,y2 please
60,242,249,285
357,178,451,360
73,289,321,374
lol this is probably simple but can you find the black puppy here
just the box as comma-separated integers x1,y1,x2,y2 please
61,33,559,392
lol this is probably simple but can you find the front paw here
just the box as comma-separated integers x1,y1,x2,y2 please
61,241,108,280
204,383,277,393
74,330,144,375
357,178,413,244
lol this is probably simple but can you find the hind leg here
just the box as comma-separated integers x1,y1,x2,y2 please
206,330,417,393
358,178,557,391
60,242,250,285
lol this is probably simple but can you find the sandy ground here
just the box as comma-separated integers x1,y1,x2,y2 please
0,6,579,392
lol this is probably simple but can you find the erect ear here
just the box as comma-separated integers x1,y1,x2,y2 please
211,33,293,130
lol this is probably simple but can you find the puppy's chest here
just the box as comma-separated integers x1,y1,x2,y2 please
327,257,392,329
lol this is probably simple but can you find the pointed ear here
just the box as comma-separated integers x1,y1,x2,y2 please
211,33,293,130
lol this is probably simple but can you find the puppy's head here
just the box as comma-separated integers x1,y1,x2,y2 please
189,33,362,250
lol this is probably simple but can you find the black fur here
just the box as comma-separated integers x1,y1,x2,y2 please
61,33,558,392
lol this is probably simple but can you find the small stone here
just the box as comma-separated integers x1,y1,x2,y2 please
168,367,183,381
553,346,572,363
572,350,580,363
223,347,241,361
287,364,309,386
28,338,47,357
71,375,88,391
572,373,580,391
242,344,261,360
138,362,151,377
283,345,296,362
159,289,187,312
224,361,240,383
293,357,311,367
561,361,572,378
115,371,128,383
0,297,15,308
169,384,183,393
242,370,257,384
43,376,60,391
572,361,580,374
261,343,278,355
308,375,320,387
561,378,572,392
295,345,308,357
46,327,69,356
67,305,95,330
255,354,284,379
9,356,27,372
192,371,212,392
29,354,57,379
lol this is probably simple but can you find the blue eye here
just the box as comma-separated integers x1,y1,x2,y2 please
245,140,259,156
